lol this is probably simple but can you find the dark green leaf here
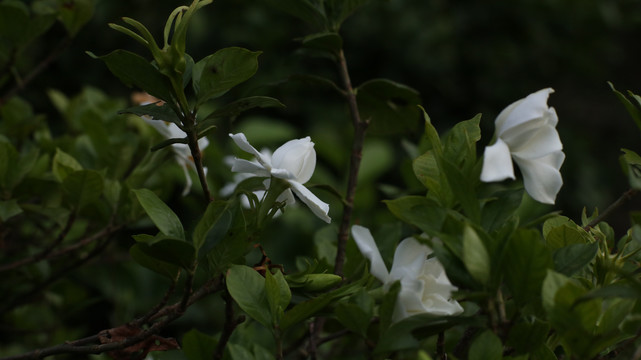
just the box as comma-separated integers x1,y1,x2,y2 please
577,283,641,302
506,318,550,354
192,47,261,104
0,199,22,221
335,302,370,336
378,280,400,334
193,200,234,256
441,158,480,222
62,170,104,210
182,329,218,360
200,96,285,127
89,49,174,102
553,243,598,276
0,4,29,47
52,148,83,182
58,0,94,36
263,0,326,29
130,243,180,279
356,78,421,135
481,189,523,232
150,137,188,151
118,102,181,127
300,32,342,53
226,265,272,328
621,149,641,190
504,229,552,306
132,188,185,239
384,196,447,235
326,0,370,29
608,82,641,136
469,330,503,360
265,269,291,325
443,114,482,169
134,236,195,269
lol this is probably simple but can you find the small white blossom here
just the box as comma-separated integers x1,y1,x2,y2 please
480,88,564,204
229,133,330,223
351,225,463,322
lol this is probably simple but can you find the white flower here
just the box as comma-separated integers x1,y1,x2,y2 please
480,88,565,204
229,133,330,223
351,225,463,322
134,93,209,196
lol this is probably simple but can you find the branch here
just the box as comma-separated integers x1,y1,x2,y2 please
185,111,213,202
334,49,369,278
0,276,224,360
0,37,72,106
584,188,639,231
214,288,245,359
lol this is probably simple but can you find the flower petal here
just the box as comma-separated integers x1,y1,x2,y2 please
509,124,562,160
480,138,515,182
388,237,431,284
495,88,555,134
514,150,565,204
231,158,270,177
229,133,272,169
180,163,193,197
272,137,316,183
351,225,389,282
288,180,331,223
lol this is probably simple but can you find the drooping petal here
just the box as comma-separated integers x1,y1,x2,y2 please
509,124,563,160
392,277,425,322
513,151,565,204
480,138,515,182
180,163,193,197
388,237,431,285
271,137,316,183
289,181,331,223
351,225,390,283
229,133,272,169
231,158,270,177
495,88,555,134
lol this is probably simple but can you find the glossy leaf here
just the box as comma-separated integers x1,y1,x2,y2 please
58,0,95,36
462,225,490,285
335,302,370,336
226,265,271,328
0,199,22,221
133,188,185,240
553,242,598,276
52,148,83,182
385,196,447,235
481,189,523,232
192,47,261,104
193,200,233,256
442,158,480,222
469,330,503,360
118,102,181,127
89,49,174,102
130,243,179,279
443,114,482,169
300,32,343,53
356,78,421,135
134,236,195,269
503,229,552,305
182,329,218,360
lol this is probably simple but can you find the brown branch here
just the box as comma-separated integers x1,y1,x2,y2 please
584,188,639,231
334,48,369,278
437,331,447,360
0,37,72,106
214,288,245,360
0,275,224,360
0,220,122,273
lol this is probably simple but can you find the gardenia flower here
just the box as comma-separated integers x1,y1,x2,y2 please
229,133,330,223
351,225,463,322
480,88,564,204
133,92,209,196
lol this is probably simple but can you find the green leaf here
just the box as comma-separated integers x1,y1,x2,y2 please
300,32,343,53
133,236,195,269
62,170,104,210
443,114,482,169
419,106,443,157
553,242,598,276
52,148,83,181
506,318,550,354
608,82,641,135
199,96,285,132
0,199,22,221
441,158,480,222
620,149,641,190
58,0,94,36
469,330,503,360
335,302,370,336
132,188,185,239
227,343,255,360
378,280,401,334
503,229,552,305
384,196,447,235
89,49,174,102
193,200,234,256
0,3,29,47
129,243,180,279
280,277,366,331
118,102,181,127
192,47,261,104
413,150,452,205
356,79,421,135
265,269,291,325
182,329,218,360
462,225,490,285
481,189,523,232
544,217,590,251
226,265,272,328
263,0,326,29
325,0,370,29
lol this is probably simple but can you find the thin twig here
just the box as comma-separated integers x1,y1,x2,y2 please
334,48,369,278
185,111,213,202
437,331,447,360
0,37,72,106
584,188,639,231
214,288,245,360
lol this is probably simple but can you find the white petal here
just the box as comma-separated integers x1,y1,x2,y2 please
229,133,272,169
231,158,270,177
480,139,515,182
509,124,562,160
350,225,390,282
496,88,555,134
272,137,316,183
289,181,331,223
514,150,565,204
388,237,431,283
181,163,193,196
